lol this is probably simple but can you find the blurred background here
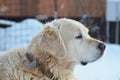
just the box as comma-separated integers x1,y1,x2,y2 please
0,0,120,80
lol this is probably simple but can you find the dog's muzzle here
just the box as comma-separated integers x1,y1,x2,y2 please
80,43,105,66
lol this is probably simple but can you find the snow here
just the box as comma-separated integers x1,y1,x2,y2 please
0,28,5,51
0,19,17,25
0,18,44,51
74,44,120,80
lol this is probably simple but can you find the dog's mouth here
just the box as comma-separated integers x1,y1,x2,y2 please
80,62,88,66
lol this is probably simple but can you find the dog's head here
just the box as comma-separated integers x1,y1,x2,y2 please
50,18,105,64
28,18,105,69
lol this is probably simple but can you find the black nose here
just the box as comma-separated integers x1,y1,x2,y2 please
98,43,105,51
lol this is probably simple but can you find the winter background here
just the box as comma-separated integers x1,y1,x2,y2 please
0,19,120,80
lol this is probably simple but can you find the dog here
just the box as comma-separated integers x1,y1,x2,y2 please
0,18,105,80
26,18,105,79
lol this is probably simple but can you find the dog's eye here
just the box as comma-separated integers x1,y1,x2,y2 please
75,35,82,39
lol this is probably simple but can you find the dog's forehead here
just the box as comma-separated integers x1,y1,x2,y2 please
51,18,89,33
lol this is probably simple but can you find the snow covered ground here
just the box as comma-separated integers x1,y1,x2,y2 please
74,44,120,80
0,19,17,26
0,19,43,51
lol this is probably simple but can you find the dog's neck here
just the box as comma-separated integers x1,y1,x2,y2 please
60,58,77,72
25,52,56,79
25,52,73,80
26,52,77,72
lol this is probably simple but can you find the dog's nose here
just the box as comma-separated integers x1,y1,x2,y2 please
98,43,105,51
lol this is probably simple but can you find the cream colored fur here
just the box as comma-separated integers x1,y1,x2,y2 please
0,47,51,80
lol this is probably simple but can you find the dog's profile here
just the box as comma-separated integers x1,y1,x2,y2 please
0,18,105,80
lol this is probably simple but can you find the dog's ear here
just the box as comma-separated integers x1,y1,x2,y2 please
39,23,67,59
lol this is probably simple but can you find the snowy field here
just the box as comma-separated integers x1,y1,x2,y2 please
74,44,120,80
0,19,43,51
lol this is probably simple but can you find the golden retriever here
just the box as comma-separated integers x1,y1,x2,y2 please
0,18,105,80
